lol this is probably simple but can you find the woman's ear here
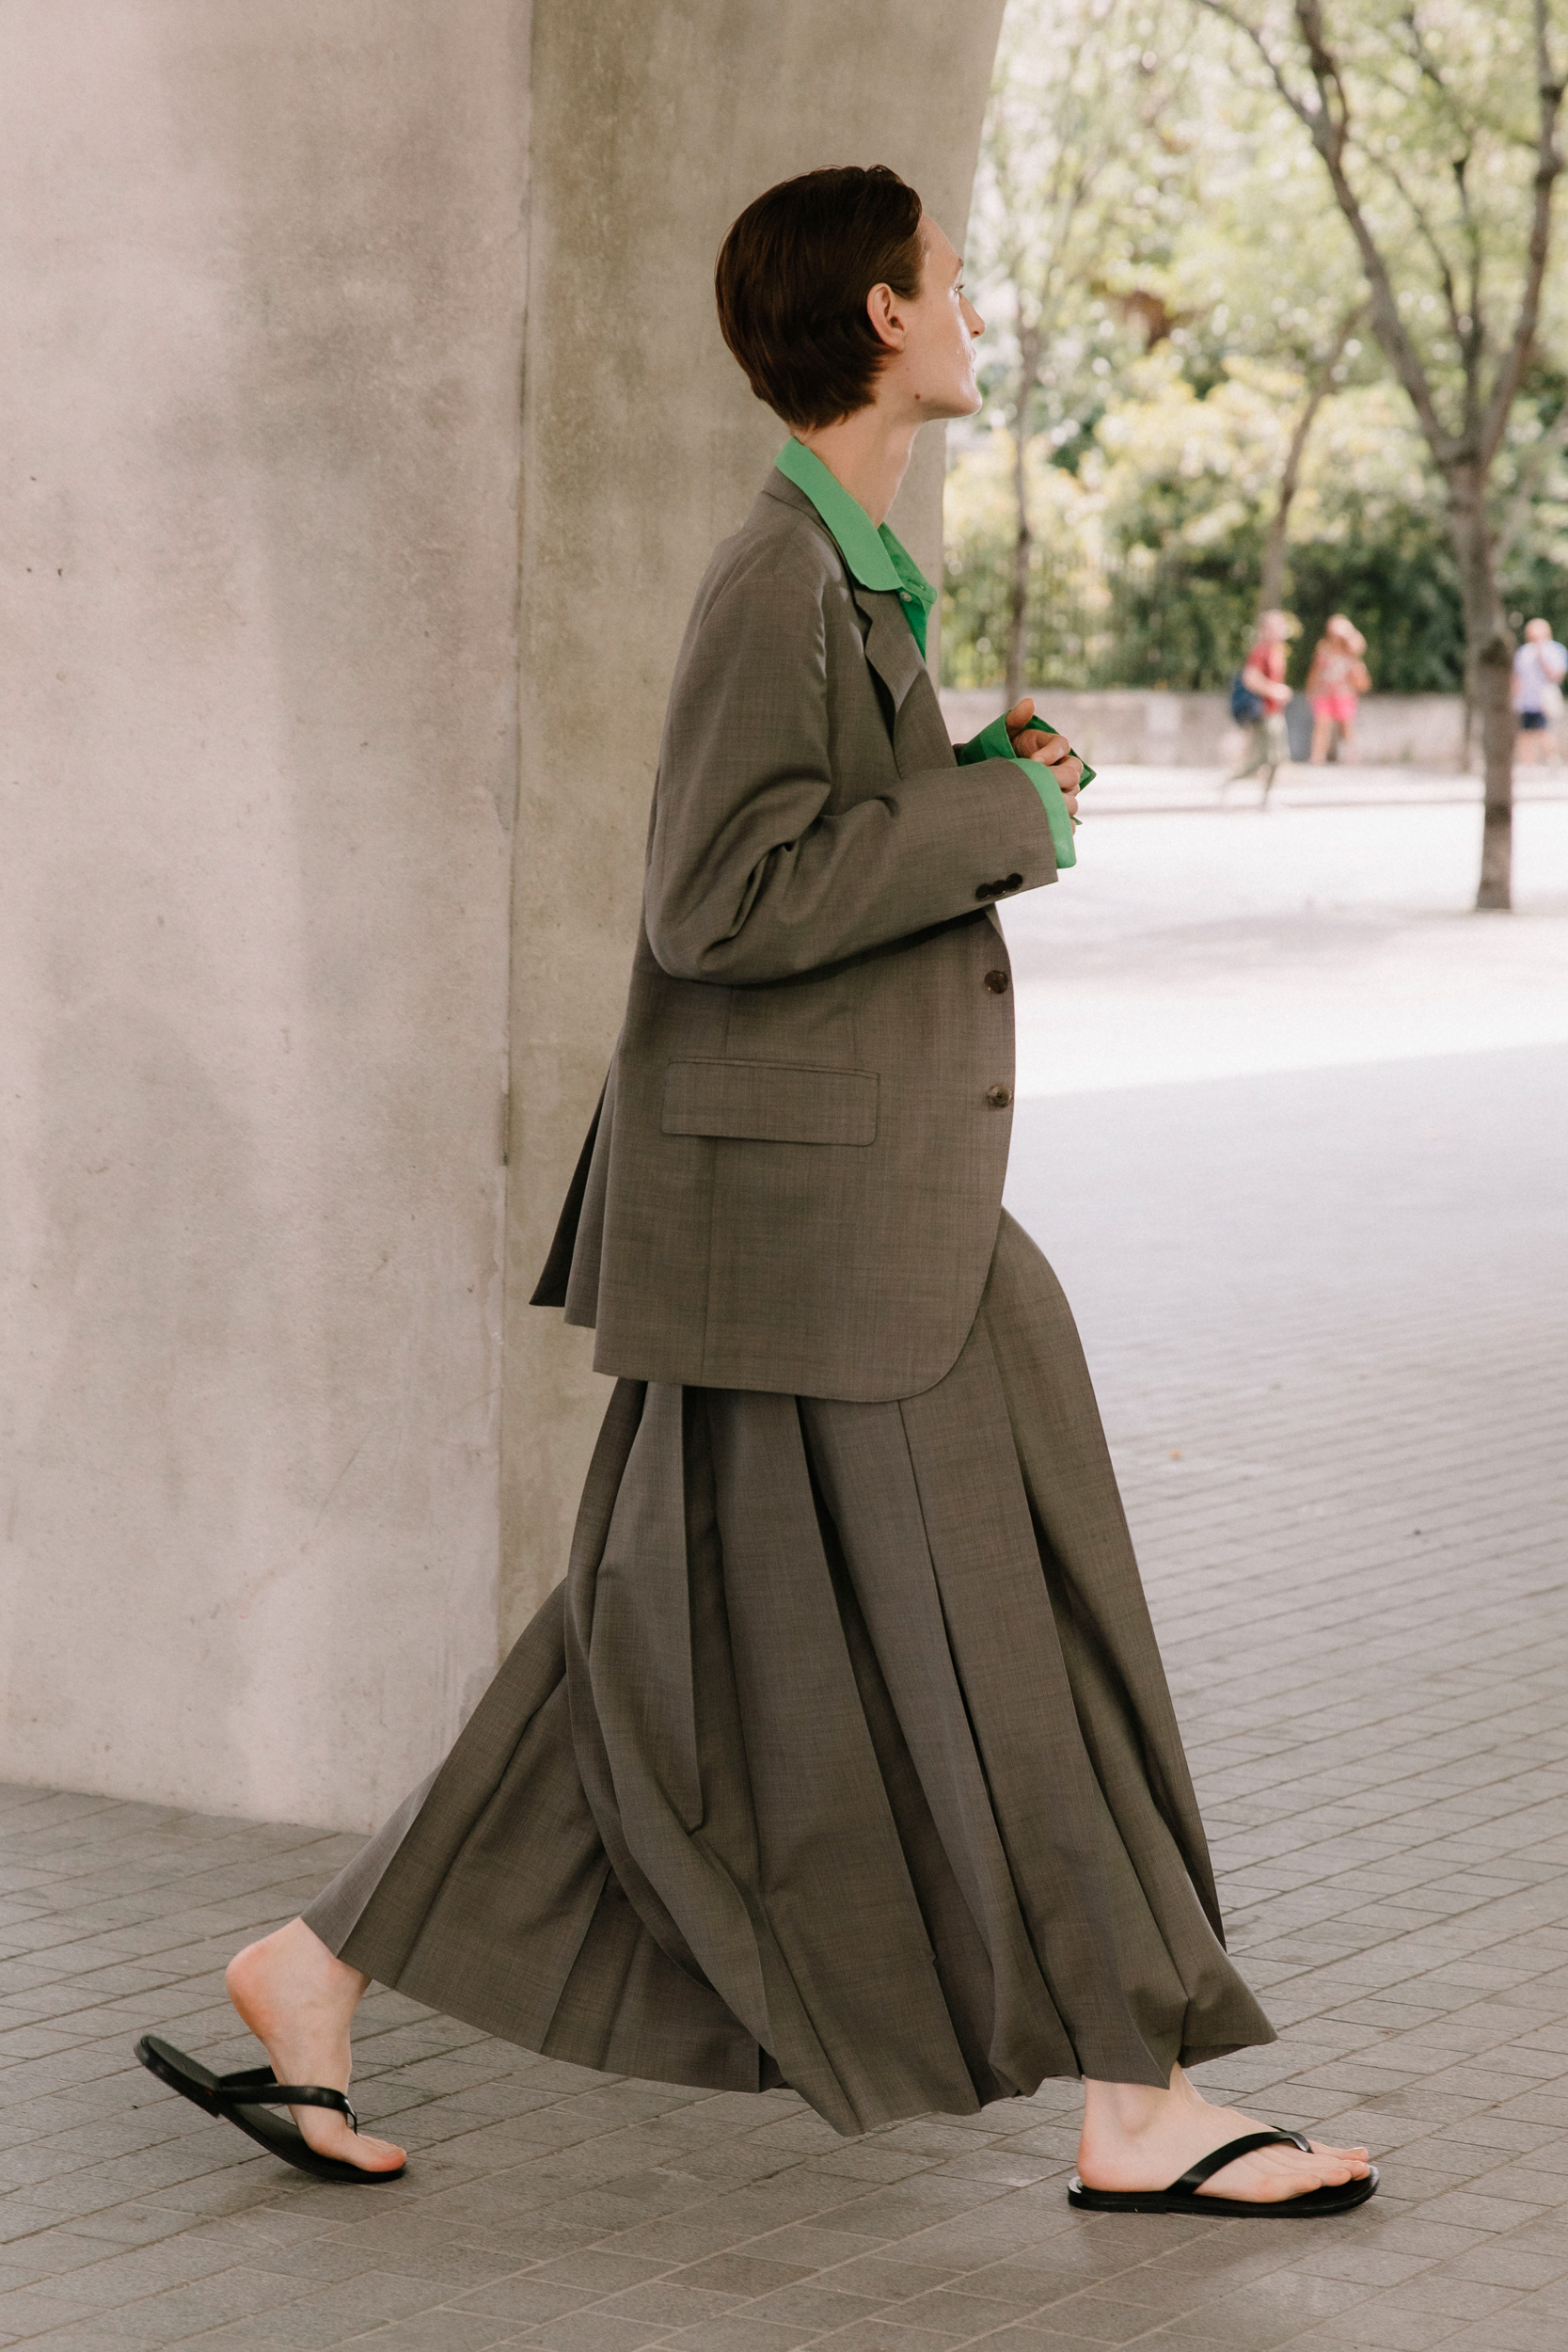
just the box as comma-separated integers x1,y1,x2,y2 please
865,280,906,352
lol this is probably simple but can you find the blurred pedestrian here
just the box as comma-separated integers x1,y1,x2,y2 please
1230,609,1293,794
1307,614,1370,763
1513,616,1567,765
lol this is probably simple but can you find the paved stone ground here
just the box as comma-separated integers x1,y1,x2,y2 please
3,960,1566,2342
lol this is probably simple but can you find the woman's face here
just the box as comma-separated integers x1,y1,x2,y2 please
873,217,984,421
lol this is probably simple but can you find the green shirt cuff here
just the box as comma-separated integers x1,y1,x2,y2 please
953,712,1017,767
954,711,1077,868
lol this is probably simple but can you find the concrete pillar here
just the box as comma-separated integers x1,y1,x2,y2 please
504,0,1008,1643
0,3,526,1829
0,0,1007,1828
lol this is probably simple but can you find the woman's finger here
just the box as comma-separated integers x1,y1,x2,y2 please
1036,750,1084,791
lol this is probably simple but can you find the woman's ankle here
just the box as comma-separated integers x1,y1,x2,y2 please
1081,2066,1196,2145
227,1918,370,2015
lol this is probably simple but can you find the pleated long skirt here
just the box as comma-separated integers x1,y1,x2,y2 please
305,1213,1274,2137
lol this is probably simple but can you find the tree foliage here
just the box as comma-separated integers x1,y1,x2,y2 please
950,0,1568,814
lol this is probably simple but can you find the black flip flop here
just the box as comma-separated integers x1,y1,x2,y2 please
134,2033,404,2185
1068,2127,1377,2217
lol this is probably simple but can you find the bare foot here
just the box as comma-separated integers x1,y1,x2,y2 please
1078,2065,1370,2205
225,1918,405,2173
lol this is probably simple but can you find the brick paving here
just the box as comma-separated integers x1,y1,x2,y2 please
3,1038,1566,2348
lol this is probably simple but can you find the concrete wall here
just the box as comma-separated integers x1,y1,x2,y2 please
501,0,1008,1645
1,1,1009,1825
0,3,525,1829
942,688,1472,770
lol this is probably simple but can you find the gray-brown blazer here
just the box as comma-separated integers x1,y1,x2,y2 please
533,468,1056,1402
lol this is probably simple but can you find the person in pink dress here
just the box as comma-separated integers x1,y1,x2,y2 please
1307,614,1370,763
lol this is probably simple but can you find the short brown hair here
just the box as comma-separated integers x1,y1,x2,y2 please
715,166,925,431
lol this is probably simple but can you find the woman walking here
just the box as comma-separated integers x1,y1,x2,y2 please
137,167,1373,2219
1307,614,1370,763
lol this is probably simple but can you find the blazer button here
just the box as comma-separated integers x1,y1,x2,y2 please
987,1084,1013,1108
984,969,1010,993
1003,872,1022,893
974,882,1001,901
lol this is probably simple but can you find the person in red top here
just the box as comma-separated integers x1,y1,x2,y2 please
1232,609,1292,795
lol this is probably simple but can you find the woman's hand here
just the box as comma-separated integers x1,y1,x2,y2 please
1006,698,1082,817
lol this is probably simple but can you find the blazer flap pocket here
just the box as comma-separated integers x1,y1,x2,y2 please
661,1059,878,1146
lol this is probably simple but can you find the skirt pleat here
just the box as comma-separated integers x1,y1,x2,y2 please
315,1213,1274,2136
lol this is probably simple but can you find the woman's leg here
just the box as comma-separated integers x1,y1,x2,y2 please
1078,2067,1370,2202
223,1919,406,2172
210,1766,441,2171
1309,708,1332,763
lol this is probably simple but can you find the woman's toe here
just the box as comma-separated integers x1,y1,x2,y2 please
295,2111,405,2170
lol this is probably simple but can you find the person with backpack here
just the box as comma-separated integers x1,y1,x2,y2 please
1229,609,1292,794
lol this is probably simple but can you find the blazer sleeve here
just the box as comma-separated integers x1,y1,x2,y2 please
644,544,1054,987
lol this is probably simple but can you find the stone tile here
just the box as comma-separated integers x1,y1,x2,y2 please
739,2283,895,2331
669,2258,818,2299
517,2316,675,2352
1433,2312,1568,2352
522,2254,681,2296
812,2261,961,2304
1427,2242,1568,2292
594,2284,741,2329
337,2314,520,2352
1261,2312,1465,2349
978,2316,1159,2350
788,2326,953,2352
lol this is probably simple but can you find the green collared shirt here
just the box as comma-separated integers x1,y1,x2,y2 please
774,437,938,657
773,439,1080,866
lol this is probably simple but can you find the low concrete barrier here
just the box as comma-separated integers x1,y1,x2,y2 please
940,687,1472,770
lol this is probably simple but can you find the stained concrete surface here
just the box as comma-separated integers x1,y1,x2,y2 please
0,1,526,1830
1,788,1564,2346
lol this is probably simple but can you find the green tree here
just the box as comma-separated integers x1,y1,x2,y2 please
967,0,1197,700
963,0,1386,694
1194,0,1566,906
942,362,1470,692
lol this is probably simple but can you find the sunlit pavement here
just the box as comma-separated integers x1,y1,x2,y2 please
1,772,1565,2351
1005,765,1568,1096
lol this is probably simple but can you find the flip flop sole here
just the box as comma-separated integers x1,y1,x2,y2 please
135,2035,222,2114
1069,2166,1378,2217
134,2035,405,2186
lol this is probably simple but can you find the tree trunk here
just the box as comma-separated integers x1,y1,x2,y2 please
1257,486,1291,623
1446,463,1514,910
1258,310,1362,621
1006,319,1041,707
1006,431,1032,707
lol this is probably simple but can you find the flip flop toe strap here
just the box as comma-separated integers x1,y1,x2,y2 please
214,2070,359,2135
1169,2128,1311,2195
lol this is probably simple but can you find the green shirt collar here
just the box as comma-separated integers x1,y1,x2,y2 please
774,438,936,659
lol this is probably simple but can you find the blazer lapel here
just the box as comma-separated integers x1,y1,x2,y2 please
851,582,927,719
765,475,930,724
